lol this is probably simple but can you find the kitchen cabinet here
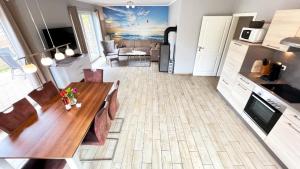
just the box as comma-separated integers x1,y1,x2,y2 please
284,107,300,128
263,9,300,52
265,114,300,169
231,74,255,113
217,40,252,111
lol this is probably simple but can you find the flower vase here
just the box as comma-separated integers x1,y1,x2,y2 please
70,97,77,106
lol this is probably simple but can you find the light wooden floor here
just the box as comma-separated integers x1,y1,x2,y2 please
79,63,282,169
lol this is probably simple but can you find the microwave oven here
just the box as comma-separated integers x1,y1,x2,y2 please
239,27,267,43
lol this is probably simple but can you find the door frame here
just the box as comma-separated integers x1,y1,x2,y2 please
216,12,257,76
193,16,233,76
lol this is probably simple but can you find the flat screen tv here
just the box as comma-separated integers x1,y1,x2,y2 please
42,27,77,56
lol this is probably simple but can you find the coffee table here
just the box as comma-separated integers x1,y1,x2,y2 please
118,48,150,63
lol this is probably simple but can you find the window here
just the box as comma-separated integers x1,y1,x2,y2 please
79,11,103,62
0,19,36,111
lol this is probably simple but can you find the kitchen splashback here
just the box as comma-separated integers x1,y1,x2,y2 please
272,51,300,89
240,46,300,89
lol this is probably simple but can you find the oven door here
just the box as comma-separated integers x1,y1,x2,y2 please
244,92,282,134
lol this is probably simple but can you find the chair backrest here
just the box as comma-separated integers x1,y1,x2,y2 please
28,81,59,108
83,69,104,83
0,98,37,134
106,80,120,120
94,102,111,145
0,48,22,70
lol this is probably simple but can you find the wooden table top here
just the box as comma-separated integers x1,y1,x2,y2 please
0,82,113,159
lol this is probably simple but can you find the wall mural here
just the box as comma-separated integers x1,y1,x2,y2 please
103,6,168,41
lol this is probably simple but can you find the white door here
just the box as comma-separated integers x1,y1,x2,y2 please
79,11,103,62
193,16,232,76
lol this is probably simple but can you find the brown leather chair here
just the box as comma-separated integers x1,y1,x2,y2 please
82,102,111,145
81,102,118,161
83,69,104,83
0,98,37,134
28,81,59,109
21,159,66,169
106,80,120,120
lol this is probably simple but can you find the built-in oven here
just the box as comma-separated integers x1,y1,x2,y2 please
244,92,284,134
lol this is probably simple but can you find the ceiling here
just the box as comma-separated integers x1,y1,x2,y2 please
77,0,175,6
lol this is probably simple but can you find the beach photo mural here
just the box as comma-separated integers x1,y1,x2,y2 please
103,6,169,41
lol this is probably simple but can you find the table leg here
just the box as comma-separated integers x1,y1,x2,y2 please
0,159,15,169
66,150,83,169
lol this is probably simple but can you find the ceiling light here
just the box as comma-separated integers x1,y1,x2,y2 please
54,48,65,60
65,45,75,56
126,1,135,8
41,53,53,66
23,63,38,74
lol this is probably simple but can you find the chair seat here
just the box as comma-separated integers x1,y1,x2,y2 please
22,159,66,169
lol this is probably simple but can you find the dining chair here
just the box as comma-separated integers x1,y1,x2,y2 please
0,48,25,79
107,80,120,120
21,159,66,169
106,80,123,134
0,98,37,134
81,102,118,161
28,81,59,109
83,69,104,83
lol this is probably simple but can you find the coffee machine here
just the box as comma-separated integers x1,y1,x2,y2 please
261,62,282,81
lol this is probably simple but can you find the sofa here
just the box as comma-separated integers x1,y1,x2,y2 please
117,40,161,62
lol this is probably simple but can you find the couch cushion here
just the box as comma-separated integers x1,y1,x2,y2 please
102,40,115,53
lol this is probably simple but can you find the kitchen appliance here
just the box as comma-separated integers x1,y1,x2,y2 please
262,84,300,103
244,86,286,134
261,62,282,81
239,27,267,43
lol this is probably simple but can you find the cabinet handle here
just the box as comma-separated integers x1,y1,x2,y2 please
293,115,300,121
238,83,248,91
234,42,242,46
239,77,250,85
222,79,229,85
266,44,280,50
287,123,300,134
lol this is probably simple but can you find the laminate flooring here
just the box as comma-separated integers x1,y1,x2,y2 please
78,63,282,169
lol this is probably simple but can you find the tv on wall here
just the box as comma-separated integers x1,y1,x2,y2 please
42,27,77,54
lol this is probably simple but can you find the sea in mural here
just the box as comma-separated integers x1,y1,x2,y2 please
103,6,169,41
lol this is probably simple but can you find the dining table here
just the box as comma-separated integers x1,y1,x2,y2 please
0,82,113,169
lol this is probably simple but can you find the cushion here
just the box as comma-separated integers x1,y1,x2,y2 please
102,40,115,53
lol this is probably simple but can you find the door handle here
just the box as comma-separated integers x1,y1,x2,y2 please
198,46,204,51
252,94,275,112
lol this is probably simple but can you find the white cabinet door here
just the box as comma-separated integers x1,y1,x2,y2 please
262,9,300,52
265,116,300,169
231,75,254,114
193,16,232,76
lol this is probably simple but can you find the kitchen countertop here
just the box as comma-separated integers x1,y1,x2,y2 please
239,72,300,113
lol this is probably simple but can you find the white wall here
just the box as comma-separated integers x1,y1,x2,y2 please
234,0,300,21
173,0,235,74
168,0,181,27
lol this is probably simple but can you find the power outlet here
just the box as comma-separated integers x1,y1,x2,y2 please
282,65,287,71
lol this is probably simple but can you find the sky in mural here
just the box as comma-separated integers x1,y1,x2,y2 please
103,6,168,41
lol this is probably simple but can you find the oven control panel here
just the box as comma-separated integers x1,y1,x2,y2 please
253,86,287,112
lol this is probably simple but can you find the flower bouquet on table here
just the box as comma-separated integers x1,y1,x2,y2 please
60,87,78,110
